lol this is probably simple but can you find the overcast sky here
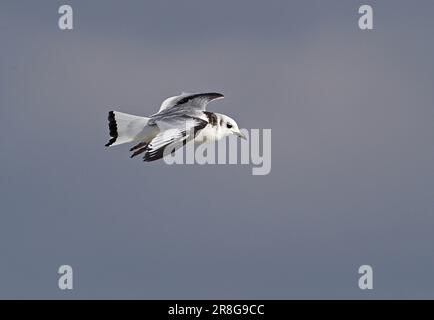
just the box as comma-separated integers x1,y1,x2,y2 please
1,0,434,299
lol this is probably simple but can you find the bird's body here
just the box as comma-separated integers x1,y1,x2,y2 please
105,92,245,161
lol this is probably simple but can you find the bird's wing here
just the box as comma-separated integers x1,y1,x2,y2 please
141,129,187,162
131,116,208,161
157,92,224,113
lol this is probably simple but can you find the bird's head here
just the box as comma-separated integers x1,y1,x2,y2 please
219,114,246,140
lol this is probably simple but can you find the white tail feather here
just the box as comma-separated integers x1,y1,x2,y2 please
105,111,150,147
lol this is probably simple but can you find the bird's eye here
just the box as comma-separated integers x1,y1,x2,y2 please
226,123,233,129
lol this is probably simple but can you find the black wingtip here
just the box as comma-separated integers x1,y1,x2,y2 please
209,92,224,99
175,92,224,106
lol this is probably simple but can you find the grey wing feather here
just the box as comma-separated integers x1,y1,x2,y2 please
156,92,224,114
130,92,221,160
131,116,208,161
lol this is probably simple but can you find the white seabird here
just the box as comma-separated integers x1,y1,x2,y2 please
105,92,246,161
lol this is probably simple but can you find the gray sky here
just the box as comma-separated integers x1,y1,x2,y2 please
1,0,434,299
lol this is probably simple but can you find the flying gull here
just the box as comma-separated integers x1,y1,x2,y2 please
105,92,246,161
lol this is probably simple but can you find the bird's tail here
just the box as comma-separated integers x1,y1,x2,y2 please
105,111,150,147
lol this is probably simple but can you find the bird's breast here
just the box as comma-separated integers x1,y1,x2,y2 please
194,125,221,144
